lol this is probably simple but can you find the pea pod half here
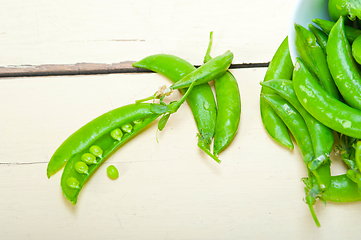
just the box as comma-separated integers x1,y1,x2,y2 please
60,111,160,204
47,103,165,178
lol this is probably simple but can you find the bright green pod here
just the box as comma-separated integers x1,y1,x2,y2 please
293,57,361,138
295,24,341,100
328,0,361,22
260,36,294,150
260,79,334,171
61,115,159,204
312,18,361,43
320,174,361,202
47,103,165,178
213,71,241,155
261,94,313,164
352,35,361,65
327,16,361,111
201,31,241,157
169,50,234,90
262,93,330,192
133,53,217,161
308,24,328,54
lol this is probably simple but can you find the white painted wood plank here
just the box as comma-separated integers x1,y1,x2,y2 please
0,68,357,239
0,0,296,66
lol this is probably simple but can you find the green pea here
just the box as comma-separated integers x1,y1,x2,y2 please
121,123,133,133
89,145,103,158
67,177,80,189
133,119,143,124
81,153,97,165
110,128,123,141
107,165,119,180
74,161,89,175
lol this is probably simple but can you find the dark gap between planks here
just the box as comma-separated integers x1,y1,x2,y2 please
0,61,269,78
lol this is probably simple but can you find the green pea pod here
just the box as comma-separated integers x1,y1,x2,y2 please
202,31,241,156
170,50,233,90
293,57,361,138
61,113,159,204
260,36,294,150
327,16,361,111
261,94,330,189
328,0,361,22
308,24,328,54
295,24,341,100
319,174,361,202
260,79,334,174
261,94,313,164
132,54,217,160
312,18,361,43
352,35,361,65
47,103,164,178
261,94,333,227
212,71,241,155
303,173,361,227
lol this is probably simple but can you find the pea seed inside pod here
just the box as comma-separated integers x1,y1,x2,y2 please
67,177,80,189
133,119,143,124
121,123,133,133
81,153,97,165
89,145,103,158
110,128,123,141
74,161,89,175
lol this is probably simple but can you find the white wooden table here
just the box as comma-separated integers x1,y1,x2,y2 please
1,0,359,239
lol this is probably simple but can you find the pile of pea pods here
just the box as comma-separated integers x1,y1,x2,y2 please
260,0,361,227
46,32,241,205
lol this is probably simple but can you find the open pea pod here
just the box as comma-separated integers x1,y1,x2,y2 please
60,114,159,204
47,103,165,178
